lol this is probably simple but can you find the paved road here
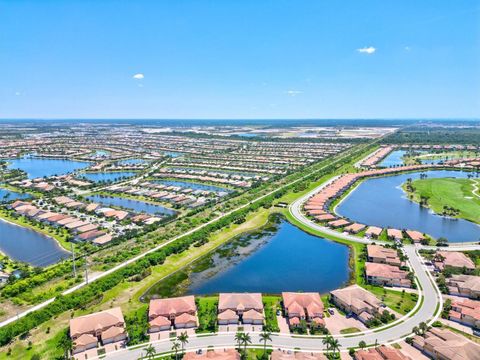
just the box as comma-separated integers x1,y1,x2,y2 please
101,174,445,359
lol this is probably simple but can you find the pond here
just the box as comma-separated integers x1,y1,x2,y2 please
5,155,91,179
80,171,137,183
0,218,69,266
0,188,31,203
336,170,480,243
154,180,231,194
141,215,350,301
378,150,406,167
86,194,176,216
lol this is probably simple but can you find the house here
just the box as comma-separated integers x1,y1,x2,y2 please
69,307,127,355
434,251,475,271
386,229,403,241
282,292,324,328
365,262,411,288
344,223,366,234
446,274,480,299
354,346,412,360
183,349,241,360
449,298,480,329
405,230,425,243
148,296,198,333
330,285,382,324
365,226,383,239
271,350,327,360
412,328,480,359
328,219,350,229
217,293,264,325
367,245,402,267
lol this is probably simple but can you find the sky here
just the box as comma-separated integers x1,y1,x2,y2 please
1,0,479,119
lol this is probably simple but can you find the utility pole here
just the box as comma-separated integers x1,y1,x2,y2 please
71,243,76,278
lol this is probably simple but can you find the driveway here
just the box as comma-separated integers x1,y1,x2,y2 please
324,313,367,335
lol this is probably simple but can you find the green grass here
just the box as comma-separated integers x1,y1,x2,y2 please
340,327,361,334
404,177,480,225
196,296,219,333
363,286,418,315
263,296,281,332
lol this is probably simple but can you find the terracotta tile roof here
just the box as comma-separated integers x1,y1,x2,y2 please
149,296,196,318
218,293,263,312
271,350,327,360
183,349,241,360
70,307,125,339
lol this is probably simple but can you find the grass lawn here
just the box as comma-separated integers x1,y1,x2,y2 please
196,296,219,333
263,296,281,332
340,327,361,334
364,285,418,315
404,177,480,224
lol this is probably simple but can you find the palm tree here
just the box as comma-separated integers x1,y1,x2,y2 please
171,341,180,360
143,344,156,360
330,338,341,358
322,335,333,355
58,331,72,360
241,332,252,358
235,331,244,351
412,326,420,336
177,331,189,354
259,331,272,358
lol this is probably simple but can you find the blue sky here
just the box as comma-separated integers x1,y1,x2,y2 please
1,0,479,119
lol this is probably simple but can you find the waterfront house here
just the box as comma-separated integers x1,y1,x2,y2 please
365,226,383,239
148,296,198,333
449,298,480,329
0,271,10,284
217,293,264,325
70,307,127,355
386,229,403,241
330,285,382,324
184,349,241,360
344,223,366,234
282,292,325,328
367,245,402,267
365,262,411,288
412,328,480,359
446,274,480,299
271,350,327,360
328,218,350,229
405,230,425,243
434,251,475,272
92,234,113,246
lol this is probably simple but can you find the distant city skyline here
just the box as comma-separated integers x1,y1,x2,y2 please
1,0,479,119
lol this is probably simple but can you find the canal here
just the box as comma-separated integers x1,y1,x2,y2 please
86,194,176,216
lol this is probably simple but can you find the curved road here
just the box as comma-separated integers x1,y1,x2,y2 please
102,175,445,359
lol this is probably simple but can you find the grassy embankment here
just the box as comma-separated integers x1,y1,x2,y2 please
403,177,480,225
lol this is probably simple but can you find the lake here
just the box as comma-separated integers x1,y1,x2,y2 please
378,150,406,167
336,170,480,243
0,218,69,266
86,194,176,216
0,188,31,203
6,155,91,179
80,171,137,183
141,215,350,300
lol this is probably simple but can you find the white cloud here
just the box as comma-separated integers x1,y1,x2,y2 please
15,91,21,96
285,90,303,96
357,46,376,54
404,46,411,52
132,73,144,80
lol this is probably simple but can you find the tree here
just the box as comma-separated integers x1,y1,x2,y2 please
57,330,72,360
143,344,156,360
358,340,366,349
241,332,252,358
171,341,180,360
177,331,189,354
322,335,334,355
235,331,244,351
259,331,272,358
412,326,420,336
330,338,341,358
